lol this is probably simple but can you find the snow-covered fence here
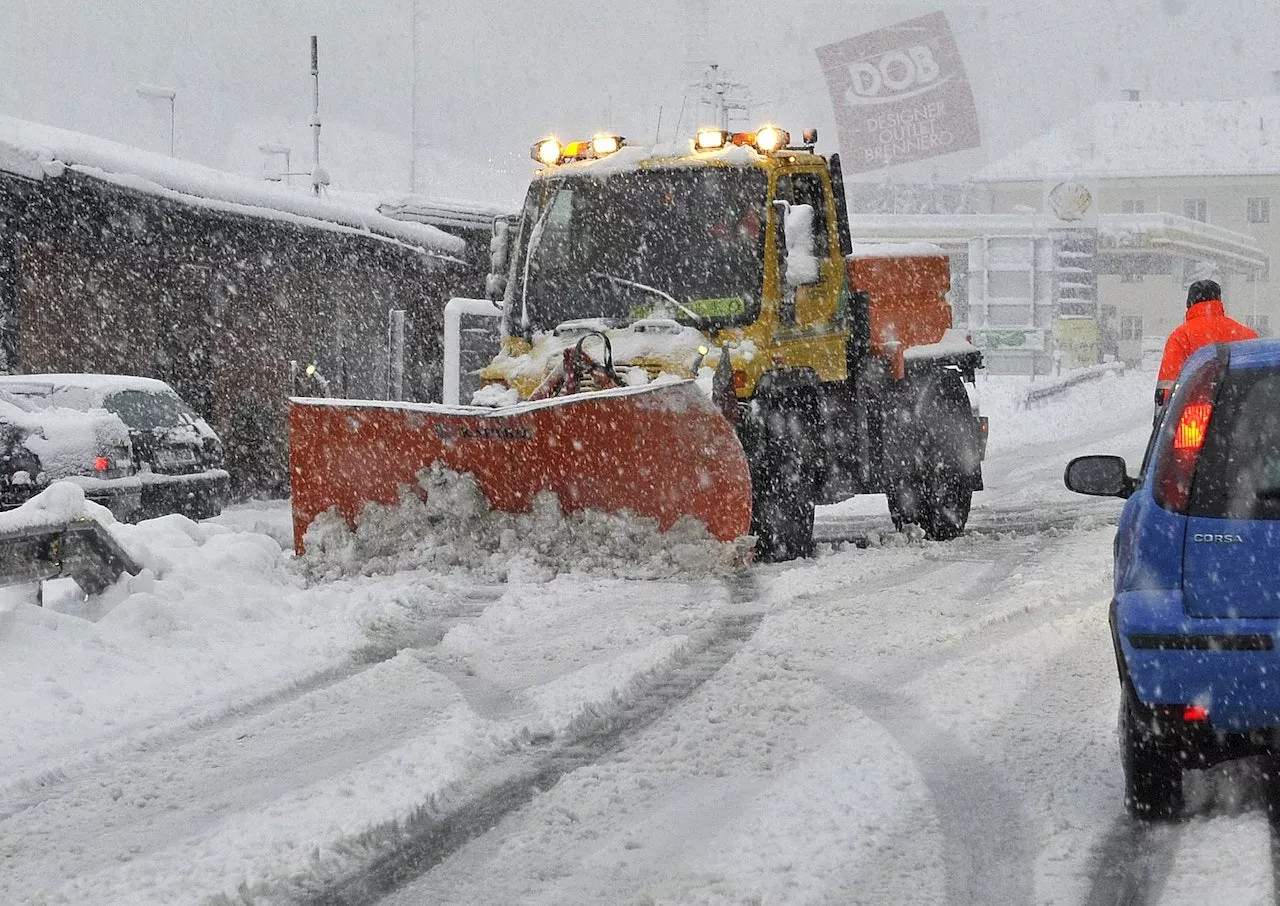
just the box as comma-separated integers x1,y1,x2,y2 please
1022,362,1126,408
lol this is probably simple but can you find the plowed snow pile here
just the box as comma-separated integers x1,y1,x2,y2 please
302,464,751,581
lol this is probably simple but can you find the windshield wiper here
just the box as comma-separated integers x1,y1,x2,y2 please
589,272,707,325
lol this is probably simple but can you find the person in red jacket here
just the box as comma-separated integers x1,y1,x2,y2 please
1155,279,1258,406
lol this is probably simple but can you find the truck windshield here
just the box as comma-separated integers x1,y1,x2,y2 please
512,167,767,333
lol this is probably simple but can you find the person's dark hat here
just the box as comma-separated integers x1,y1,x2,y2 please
1187,279,1221,307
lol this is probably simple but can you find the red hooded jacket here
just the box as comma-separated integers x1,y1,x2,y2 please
1157,298,1258,386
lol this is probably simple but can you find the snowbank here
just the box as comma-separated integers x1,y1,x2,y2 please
302,464,751,582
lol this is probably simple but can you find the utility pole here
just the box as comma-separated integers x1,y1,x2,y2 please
693,63,750,130
409,0,419,193
310,35,325,195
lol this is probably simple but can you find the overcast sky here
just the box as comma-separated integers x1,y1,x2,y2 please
1,1,1275,205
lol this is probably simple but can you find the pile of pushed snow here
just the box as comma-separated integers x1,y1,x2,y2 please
0,480,112,531
302,464,750,581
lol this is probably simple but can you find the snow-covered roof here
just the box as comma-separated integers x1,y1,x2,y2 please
0,116,466,257
377,195,515,232
974,98,1280,183
0,373,175,400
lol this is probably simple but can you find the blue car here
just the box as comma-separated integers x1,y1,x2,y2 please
1067,339,1280,820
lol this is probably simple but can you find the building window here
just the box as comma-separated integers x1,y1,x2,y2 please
1183,198,1208,222
1121,271,1144,283
1247,315,1272,337
1121,199,1146,214
1120,316,1144,341
1249,197,1272,224
1246,265,1271,283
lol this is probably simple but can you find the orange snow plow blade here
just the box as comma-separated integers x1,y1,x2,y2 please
288,382,753,554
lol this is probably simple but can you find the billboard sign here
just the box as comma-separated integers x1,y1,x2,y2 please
816,11,981,173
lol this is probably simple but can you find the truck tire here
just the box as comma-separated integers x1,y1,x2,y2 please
1120,699,1183,821
749,399,817,562
885,373,976,541
919,451,972,541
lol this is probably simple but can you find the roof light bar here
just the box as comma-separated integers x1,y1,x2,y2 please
591,134,622,156
695,129,729,151
755,125,788,153
531,134,625,167
532,137,563,166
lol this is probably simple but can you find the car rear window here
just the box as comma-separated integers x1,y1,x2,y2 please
102,389,196,431
1191,366,1280,520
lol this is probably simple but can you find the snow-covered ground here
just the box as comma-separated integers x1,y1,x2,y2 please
4,365,1270,905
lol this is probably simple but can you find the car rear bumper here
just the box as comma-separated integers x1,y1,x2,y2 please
1114,590,1280,734
63,475,144,521
138,469,230,520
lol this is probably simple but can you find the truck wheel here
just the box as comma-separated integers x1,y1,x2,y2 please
884,374,975,540
886,478,920,533
919,456,972,541
1120,698,1183,821
750,402,816,562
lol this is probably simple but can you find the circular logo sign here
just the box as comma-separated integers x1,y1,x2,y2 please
1049,182,1093,221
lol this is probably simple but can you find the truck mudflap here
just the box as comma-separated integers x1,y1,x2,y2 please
288,381,753,554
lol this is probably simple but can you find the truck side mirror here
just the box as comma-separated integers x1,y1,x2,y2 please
486,215,515,300
782,203,820,287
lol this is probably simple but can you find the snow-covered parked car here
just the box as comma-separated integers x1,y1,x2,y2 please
0,388,141,518
0,375,228,520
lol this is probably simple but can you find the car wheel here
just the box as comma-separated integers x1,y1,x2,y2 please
1120,698,1183,821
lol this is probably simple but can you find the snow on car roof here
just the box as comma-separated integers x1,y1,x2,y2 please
0,373,177,405
974,98,1280,182
0,115,465,258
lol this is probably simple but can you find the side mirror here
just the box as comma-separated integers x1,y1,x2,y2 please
485,215,515,300
782,202,820,287
1064,455,1135,498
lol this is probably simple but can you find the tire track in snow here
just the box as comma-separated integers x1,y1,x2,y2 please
1084,817,1182,905
845,683,1037,905
814,497,1119,547
0,595,494,823
291,576,763,906
811,527,1115,903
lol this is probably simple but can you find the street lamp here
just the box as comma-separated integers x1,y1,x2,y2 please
136,84,176,156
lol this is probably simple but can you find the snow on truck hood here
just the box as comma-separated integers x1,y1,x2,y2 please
486,319,716,383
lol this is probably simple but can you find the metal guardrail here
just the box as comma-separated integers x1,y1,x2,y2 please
0,518,142,597
1023,362,1127,408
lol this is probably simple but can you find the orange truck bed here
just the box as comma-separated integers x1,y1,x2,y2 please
847,249,952,370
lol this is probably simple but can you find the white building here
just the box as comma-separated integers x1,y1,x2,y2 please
972,97,1279,362
848,98,1276,372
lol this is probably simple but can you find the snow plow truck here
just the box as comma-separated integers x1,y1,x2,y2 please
289,125,987,561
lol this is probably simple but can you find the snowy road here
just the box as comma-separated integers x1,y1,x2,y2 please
4,370,1280,904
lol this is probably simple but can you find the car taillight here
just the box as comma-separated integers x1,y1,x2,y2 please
94,456,110,472
1153,349,1229,513
1183,704,1210,723
1173,403,1213,451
